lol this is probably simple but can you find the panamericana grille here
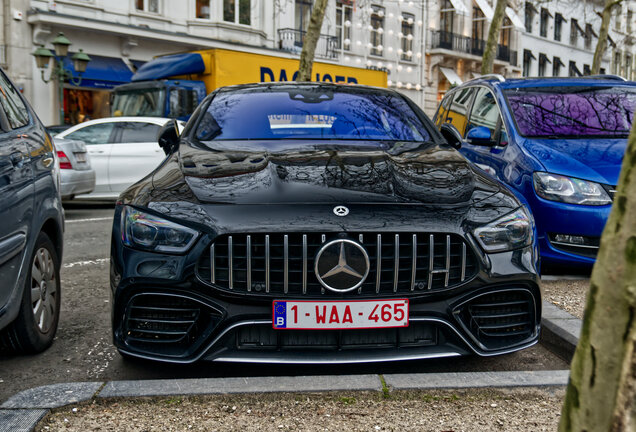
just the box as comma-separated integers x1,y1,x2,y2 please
196,233,478,297
457,290,536,350
123,294,221,356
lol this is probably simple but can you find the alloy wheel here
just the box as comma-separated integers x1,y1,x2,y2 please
30,247,58,333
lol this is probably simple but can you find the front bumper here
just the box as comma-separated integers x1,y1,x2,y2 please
111,230,541,364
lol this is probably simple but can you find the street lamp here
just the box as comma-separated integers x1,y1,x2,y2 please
31,32,91,124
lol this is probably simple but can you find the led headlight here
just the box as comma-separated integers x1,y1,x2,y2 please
121,206,199,253
533,172,611,205
473,208,533,253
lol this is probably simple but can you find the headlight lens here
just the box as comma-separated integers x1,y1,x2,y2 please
121,206,199,253
533,172,611,205
473,208,533,253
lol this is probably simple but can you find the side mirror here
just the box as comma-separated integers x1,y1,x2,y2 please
466,126,494,146
440,123,463,150
158,119,180,156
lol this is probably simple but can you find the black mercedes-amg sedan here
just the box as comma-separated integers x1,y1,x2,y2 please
110,83,541,364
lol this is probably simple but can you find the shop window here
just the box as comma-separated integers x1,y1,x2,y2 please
370,5,385,56
401,13,414,60
196,0,210,19
336,1,353,50
136,0,159,14
224,0,250,25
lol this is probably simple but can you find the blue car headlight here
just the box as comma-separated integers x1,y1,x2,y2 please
473,208,534,253
533,172,611,205
121,206,200,253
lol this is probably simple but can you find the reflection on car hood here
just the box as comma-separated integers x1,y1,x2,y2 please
522,137,626,185
177,140,478,205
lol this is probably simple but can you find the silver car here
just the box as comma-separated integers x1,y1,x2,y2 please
53,137,96,200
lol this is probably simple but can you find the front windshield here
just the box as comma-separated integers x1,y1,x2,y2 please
504,86,636,138
195,86,431,142
112,88,165,117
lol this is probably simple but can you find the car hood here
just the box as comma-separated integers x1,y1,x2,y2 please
175,140,484,205
522,137,625,185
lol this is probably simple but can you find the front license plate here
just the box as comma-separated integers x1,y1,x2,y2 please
74,152,87,163
272,299,409,330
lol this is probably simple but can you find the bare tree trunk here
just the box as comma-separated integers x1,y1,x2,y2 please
297,0,329,82
481,0,507,75
592,0,623,74
559,124,636,430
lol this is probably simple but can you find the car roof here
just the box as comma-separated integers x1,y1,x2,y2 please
215,81,399,95
56,117,174,138
456,75,636,91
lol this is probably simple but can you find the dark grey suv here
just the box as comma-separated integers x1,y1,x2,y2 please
0,68,64,353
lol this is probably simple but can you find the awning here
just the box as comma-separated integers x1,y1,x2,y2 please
448,0,470,16
608,35,617,48
554,57,565,67
473,0,493,20
526,2,539,14
573,20,586,37
524,50,537,61
439,67,463,85
132,53,205,82
505,7,526,30
587,25,598,38
555,13,567,23
569,62,582,77
62,54,133,89
539,53,552,64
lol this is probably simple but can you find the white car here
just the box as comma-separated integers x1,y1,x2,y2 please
55,117,178,200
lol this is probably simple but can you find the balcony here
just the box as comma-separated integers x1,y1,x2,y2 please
278,28,339,60
429,31,517,65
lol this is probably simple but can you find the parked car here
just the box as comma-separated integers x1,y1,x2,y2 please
53,137,96,200
110,82,541,364
0,68,64,353
434,75,635,270
54,117,181,200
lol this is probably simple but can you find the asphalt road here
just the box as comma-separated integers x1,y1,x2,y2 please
0,203,569,403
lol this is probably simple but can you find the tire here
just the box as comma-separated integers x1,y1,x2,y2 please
0,232,61,353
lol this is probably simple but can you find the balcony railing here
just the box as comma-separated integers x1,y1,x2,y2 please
278,28,338,60
429,31,517,65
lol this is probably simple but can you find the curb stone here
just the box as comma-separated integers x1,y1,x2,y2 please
0,301,582,432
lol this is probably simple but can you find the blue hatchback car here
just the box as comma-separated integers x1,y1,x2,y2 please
434,75,635,270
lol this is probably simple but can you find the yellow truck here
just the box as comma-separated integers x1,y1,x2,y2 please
111,48,387,120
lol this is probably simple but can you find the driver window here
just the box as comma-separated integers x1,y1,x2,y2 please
466,88,504,145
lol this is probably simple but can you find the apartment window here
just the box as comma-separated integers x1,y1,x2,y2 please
524,2,536,33
570,19,580,45
569,61,582,77
628,11,633,34
401,13,415,60
538,53,550,76
553,56,563,76
370,5,385,56
136,0,159,13
540,8,550,37
295,0,312,32
336,1,353,50
523,50,535,76
615,7,622,31
584,23,596,50
224,0,250,25
441,0,455,34
500,17,511,46
473,7,486,41
627,54,633,80
196,0,210,19
613,51,622,75
583,64,591,75
554,13,564,41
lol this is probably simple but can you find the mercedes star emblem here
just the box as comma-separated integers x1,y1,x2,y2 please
333,205,349,217
314,239,370,293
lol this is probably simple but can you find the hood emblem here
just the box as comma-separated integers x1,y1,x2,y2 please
333,205,349,217
314,239,370,293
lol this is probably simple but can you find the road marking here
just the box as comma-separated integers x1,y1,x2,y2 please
66,217,113,224
64,258,109,268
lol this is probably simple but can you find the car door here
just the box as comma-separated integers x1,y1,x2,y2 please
461,87,510,180
108,121,164,195
0,70,35,309
60,122,116,194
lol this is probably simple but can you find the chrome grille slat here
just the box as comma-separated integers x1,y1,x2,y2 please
199,232,478,296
